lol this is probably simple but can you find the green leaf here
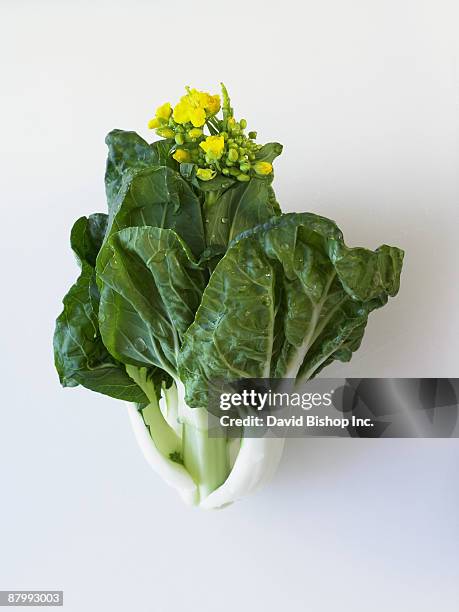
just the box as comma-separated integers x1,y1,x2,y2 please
105,129,176,212
98,226,207,375
179,213,404,407
196,174,236,192
254,142,283,164
70,212,108,267
178,162,196,182
53,214,148,403
103,166,206,259
179,163,237,193
203,178,281,252
267,185,281,216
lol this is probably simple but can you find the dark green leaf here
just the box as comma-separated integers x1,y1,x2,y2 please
105,130,176,213
179,213,404,407
70,213,108,267
196,174,236,192
267,185,281,216
103,166,206,259
98,226,206,375
254,142,283,164
53,214,148,402
203,178,281,252
179,162,197,182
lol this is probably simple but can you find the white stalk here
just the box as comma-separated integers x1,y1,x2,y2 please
158,383,182,437
126,403,198,506
199,436,285,510
127,379,286,509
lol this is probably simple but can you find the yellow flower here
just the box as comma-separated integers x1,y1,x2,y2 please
173,100,190,124
196,168,216,181
148,102,172,129
253,161,273,175
188,128,203,139
206,94,221,115
156,102,172,120
199,135,225,160
172,149,191,163
187,88,207,108
190,90,220,115
189,107,206,127
172,88,220,126
148,117,160,129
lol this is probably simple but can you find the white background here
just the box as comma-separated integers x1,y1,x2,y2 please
1,1,459,610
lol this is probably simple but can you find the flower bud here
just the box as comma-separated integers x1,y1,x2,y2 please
253,161,273,175
240,119,247,129
237,173,250,182
172,149,191,163
196,168,216,181
227,148,238,162
248,131,257,139
156,127,175,139
188,128,203,139
156,102,172,120
239,162,250,173
175,133,185,145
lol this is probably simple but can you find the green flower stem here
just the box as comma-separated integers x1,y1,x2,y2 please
205,120,219,136
207,116,221,131
221,82,232,123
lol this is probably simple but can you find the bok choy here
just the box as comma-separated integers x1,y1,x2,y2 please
54,84,404,508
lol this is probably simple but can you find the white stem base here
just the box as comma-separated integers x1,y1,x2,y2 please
200,437,285,509
127,404,198,506
127,387,285,509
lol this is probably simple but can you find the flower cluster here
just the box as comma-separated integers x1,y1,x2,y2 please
147,84,273,182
